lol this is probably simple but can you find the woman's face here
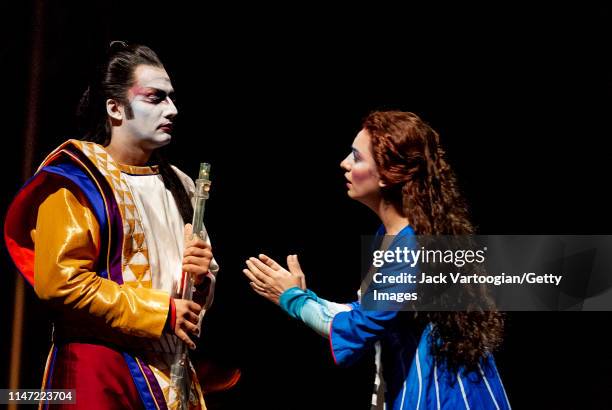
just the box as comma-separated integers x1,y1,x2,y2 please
340,129,382,206
122,65,178,149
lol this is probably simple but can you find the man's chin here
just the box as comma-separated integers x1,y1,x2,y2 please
146,134,172,149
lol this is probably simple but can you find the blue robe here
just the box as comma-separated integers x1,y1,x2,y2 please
330,225,511,409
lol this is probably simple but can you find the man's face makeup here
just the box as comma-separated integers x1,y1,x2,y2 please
130,86,176,106
122,65,177,149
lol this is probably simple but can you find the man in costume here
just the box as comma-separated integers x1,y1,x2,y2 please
5,42,217,409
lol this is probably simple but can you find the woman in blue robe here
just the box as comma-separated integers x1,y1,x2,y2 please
243,111,511,409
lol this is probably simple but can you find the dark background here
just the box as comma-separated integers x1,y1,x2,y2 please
1,2,611,409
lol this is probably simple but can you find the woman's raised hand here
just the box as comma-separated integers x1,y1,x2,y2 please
243,254,306,305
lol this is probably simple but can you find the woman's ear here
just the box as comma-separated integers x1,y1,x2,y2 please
378,180,387,188
106,98,123,121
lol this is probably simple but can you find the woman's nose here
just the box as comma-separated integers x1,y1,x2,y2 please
340,154,351,170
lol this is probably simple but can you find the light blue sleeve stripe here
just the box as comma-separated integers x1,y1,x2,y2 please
279,287,350,337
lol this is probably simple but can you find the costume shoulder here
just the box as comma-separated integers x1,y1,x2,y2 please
170,164,195,195
4,139,110,286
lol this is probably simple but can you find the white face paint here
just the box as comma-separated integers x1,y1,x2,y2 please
123,65,177,150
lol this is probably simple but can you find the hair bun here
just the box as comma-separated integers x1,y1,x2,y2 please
109,40,129,52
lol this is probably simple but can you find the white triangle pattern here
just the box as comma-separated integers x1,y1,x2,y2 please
122,264,137,282
131,252,148,265
74,141,151,289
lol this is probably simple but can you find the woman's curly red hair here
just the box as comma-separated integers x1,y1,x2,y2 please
363,111,504,373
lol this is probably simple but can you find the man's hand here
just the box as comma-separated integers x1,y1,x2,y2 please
183,223,213,285
173,299,202,350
